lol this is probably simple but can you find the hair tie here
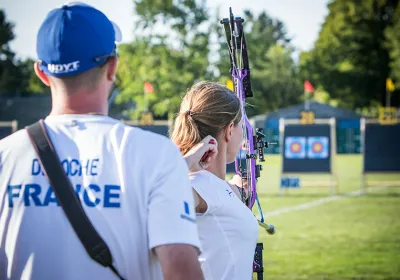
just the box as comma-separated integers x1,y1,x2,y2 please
186,110,193,116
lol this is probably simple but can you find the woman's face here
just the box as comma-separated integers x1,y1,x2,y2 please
226,117,244,164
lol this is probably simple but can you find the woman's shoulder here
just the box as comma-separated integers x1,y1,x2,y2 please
189,170,224,188
189,170,229,200
189,171,221,214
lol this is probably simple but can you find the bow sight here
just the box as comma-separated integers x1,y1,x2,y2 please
241,128,277,178
255,128,277,177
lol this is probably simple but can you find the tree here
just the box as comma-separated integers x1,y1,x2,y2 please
17,58,50,95
299,0,400,109
115,0,213,119
116,39,190,120
253,45,301,112
0,9,21,95
118,2,300,118
386,3,400,95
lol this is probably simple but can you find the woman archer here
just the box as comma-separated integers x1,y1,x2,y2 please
171,81,258,280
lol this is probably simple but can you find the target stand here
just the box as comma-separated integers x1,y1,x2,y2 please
360,117,400,193
279,118,338,195
0,120,18,140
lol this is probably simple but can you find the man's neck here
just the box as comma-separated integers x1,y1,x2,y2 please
49,107,107,116
49,90,108,116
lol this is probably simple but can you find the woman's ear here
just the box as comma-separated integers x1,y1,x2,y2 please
34,62,51,87
224,121,234,143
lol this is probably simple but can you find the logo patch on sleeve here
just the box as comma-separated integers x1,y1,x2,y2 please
180,201,196,223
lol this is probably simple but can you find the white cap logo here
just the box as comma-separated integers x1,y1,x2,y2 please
48,61,80,73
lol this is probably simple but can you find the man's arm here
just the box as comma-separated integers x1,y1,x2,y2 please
145,136,203,280
154,244,204,280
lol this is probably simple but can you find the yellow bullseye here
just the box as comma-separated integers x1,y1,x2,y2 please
313,143,322,153
291,143,301,153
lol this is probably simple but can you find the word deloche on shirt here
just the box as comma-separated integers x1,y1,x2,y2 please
31,158,100,177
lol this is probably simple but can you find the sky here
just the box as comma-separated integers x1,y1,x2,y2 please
1,0,330,60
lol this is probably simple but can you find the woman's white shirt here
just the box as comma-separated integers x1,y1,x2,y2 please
190,170,259,280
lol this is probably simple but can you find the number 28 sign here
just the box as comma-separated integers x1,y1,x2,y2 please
379,107,397,125
300,111,315,124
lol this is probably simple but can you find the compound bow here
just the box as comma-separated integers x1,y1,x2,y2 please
220,8,276,280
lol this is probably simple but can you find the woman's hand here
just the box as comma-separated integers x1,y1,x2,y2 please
184,135,218,173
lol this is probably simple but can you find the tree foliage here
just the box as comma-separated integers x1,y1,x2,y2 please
386,3,400,88
0,9,20,95
3,0,398,116
115,0,212,119
18,58,50,94
299,0,400,109
0,10,48,96
118,4,300,119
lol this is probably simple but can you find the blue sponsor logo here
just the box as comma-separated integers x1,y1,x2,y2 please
180,201,196,223
280,177,301,188
226,189,233,197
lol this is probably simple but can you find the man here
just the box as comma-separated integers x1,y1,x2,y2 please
0,3,204,280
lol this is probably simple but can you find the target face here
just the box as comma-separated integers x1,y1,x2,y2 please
307,137,328,159
285,137,306,159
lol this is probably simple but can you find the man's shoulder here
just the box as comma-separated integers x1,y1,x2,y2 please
0,129,29,151
119,125,188,182
122,125,177,152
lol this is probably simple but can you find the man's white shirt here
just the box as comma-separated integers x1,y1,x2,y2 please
0,115,200,280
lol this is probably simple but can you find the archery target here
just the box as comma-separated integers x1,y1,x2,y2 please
364,123,400,172
283,124,331,173
285,137,306,159
307,137,329,159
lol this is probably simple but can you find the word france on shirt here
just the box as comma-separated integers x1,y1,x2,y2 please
7,158,121,209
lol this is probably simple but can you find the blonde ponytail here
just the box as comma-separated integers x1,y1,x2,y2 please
170,81,242,155
171,111,202,155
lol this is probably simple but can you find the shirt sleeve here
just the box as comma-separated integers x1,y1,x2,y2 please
147,139,200,251
190,172,221,215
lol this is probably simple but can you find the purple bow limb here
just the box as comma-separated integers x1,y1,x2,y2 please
233,69,257,209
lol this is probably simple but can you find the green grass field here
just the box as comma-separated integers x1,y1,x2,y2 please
252,155,400,280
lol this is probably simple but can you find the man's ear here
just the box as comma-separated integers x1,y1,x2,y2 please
34,62,50,87
106,56,118,82
224,121,234,143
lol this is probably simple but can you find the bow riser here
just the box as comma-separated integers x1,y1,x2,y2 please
231,44,257,211
243,118,257,209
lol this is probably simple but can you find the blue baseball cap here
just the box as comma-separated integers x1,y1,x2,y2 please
36,2,122,77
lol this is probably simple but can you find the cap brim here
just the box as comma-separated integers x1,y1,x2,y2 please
111,21,122,42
